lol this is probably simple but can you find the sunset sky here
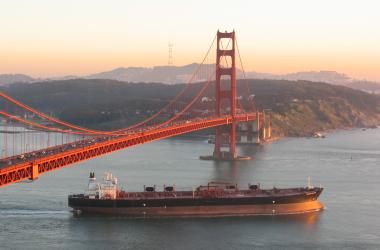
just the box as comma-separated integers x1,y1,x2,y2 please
0,0,379,81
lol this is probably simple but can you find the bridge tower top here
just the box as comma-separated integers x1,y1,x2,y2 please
215,30,236,117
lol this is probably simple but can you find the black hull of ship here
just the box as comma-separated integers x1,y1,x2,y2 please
68,189,324,217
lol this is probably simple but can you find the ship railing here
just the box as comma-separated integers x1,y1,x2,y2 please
116,190,263,199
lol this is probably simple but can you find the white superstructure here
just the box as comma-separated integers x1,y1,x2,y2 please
85,172,118,199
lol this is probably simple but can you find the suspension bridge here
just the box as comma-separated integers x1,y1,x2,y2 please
0,31,271,188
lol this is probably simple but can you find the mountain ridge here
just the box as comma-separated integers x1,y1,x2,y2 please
1,64,379,93
1,78,380,136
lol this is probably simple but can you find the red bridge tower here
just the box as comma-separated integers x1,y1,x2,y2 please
213,30,237,160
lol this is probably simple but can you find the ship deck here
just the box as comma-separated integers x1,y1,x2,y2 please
71,187,323,201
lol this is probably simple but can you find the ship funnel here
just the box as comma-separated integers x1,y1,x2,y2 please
86,172,98,198
89,172,96,180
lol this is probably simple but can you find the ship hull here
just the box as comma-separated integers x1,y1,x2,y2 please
70,201,324,217
69,189,324,217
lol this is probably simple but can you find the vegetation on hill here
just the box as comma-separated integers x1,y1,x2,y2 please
1,79,380,136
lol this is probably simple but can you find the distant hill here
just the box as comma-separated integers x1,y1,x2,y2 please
344,80,380,94
86,64,218,84
247,70,380,94
2,78,380,136
0,74,34,86
2,65,380,93
87,65,380,93
86,65,350,85
252,70,351,84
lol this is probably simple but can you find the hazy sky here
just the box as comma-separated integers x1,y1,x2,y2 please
1,0,379,80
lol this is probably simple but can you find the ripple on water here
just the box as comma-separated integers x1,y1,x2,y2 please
1,128,380,249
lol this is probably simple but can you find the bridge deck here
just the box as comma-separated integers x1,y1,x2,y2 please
0,114,257,187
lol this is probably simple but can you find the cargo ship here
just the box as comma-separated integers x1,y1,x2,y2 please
68,172,324,217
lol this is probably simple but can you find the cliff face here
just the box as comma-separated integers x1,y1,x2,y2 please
2,79,380,136
270,98,380,136
245,80,380,136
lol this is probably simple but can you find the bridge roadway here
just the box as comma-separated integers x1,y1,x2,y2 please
0,113,257,187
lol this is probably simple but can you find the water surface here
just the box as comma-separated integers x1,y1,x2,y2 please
1,128,380,249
